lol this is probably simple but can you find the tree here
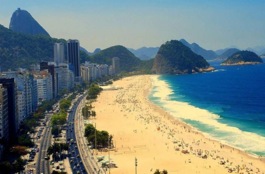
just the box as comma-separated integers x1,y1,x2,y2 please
17,134,34,146
13,157,26,173
87,84,102,99
97,131,109,148
84,124,96,138
0,161,12,174
82,105,90,118
91,110,96,118
84,124,111,149
59,99,71,112
154,169,168,174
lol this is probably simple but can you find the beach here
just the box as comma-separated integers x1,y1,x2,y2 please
91,75,265,174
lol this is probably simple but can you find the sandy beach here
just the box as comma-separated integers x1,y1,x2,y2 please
91,75,265,174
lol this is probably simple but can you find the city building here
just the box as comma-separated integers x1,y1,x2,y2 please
34,70,53,104
54,43,65,65
0,78,18,143
55,63,74,94
81,62,110,83
0,84,9,143
112,57,120,74
67,40,80,81
40,62,57,98
0,71,36,124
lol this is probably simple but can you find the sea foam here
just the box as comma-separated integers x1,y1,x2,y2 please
150,75,265,156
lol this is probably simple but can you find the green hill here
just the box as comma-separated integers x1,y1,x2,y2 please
0,25,90,71
222,50,263,65
152,40,213,74
90,45,141,72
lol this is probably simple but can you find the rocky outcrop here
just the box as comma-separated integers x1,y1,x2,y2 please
9,8,50,37
222,51,263,65
152,40,213,74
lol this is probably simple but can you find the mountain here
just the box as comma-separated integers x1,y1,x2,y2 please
9,8,50,37
214,48,240,62
179,39,217,60
222,51,263,65
0,24,90,71
93,48,101,55
246,46,265,55
152,40,213,74
90,45,141,72
128,47,159,60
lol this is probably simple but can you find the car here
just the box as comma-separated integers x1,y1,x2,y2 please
44,156,50,160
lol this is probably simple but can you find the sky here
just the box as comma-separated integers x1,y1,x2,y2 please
0,0,265,52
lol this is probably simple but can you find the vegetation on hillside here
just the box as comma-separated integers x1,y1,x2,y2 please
152,40,210,74
0,25,90,71
90,45,141,72
222,50,263,65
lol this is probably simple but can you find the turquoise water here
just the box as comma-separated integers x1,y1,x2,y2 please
149,64,265,156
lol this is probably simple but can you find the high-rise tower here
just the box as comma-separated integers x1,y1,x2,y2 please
112,57,120,74
54,43,65,65
67,40,80,79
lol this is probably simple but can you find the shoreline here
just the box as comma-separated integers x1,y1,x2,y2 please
150,75,265,159
91,75,265,174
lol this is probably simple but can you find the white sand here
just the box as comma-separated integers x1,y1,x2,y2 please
91,75,265,174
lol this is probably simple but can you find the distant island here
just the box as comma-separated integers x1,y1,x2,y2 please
152,40,214,74
221,50,263,65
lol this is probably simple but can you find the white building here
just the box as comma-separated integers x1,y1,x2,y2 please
35,70,53,104
81,62,106,83
0,71,35,124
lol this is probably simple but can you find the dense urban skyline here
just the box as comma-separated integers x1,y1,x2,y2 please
0,0,265,52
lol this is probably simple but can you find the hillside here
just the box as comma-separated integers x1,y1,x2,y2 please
90,46,141,72
0,25,89,71
180,39,217,60
9,8,50,37
222,51,263,65
152,40,213,74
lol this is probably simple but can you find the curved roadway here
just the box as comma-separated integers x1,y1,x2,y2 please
36,116,52,174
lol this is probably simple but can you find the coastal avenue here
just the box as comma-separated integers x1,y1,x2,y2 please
36,115,52,174
67,94,105,174
35,93,103,174
75,95,106,174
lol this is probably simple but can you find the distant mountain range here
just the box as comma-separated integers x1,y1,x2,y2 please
179,39,217,60
213,48,240,62
129,41,265,62
1,8,264,72
9,8,50,37
128,47,159,60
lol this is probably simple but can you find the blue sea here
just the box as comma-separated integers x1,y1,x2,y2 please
149,63,265,157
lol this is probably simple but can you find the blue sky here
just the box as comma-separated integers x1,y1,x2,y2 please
0,0,265,52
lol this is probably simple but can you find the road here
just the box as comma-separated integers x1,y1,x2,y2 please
67,95,87,174
36,115,52,174
67,94,105,174
75,96,106,174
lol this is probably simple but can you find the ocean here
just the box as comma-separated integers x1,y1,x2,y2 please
149,63,265,157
